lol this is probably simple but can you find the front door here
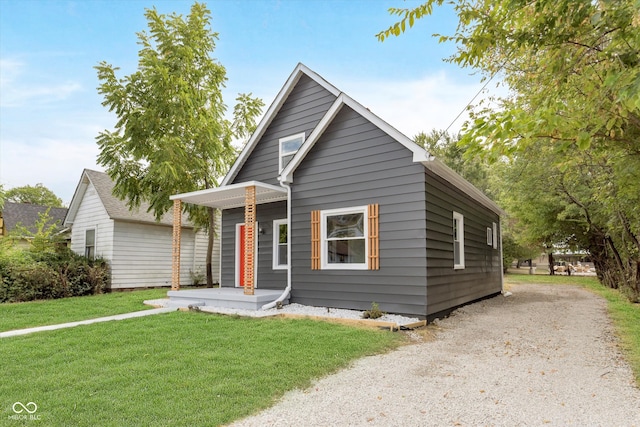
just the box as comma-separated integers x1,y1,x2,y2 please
235,223,258,287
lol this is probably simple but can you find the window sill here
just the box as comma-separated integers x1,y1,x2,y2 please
321,264,368,270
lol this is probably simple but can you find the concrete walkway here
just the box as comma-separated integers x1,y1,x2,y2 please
0,307,175,338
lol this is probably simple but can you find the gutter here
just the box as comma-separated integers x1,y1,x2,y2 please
261,180,292,309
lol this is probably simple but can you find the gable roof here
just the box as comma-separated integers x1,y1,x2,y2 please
223,63,504,216
64,169,184,227
222,63,340,186
1,202,68,235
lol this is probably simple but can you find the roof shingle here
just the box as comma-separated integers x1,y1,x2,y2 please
84,169,177,226
1,202,68,235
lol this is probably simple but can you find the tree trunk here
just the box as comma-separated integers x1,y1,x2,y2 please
548,252,555,275
206,206,215,288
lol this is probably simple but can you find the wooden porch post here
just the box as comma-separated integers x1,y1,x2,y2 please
244,185,256,295
171,199,182,290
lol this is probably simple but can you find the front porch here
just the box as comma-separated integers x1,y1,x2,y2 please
169,181,289,311
166,288,288,310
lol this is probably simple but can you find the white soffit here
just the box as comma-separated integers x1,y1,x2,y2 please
171,181,287,210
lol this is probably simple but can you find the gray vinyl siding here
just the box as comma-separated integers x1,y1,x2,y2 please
220,201,287,289
425,169,502,316
232,74,337,185
289,106,429,317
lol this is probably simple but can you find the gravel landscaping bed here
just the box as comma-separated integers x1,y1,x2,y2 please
144,299,421,326
231,283,640,427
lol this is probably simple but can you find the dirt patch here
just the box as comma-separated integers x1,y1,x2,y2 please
232,283,640,426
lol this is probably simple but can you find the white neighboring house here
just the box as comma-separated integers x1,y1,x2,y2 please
64,169,219,289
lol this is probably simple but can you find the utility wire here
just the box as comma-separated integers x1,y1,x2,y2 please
443,70,499,135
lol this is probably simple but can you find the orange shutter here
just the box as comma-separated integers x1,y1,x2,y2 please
368,204,379,270
311,210,321,270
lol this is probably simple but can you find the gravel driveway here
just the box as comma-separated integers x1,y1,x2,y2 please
232,283,640,426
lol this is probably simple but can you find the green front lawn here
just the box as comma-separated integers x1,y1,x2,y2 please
0,289,167,332
505,272,640,385
1,311,403,426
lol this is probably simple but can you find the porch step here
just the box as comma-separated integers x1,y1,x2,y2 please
166,299,206,309
167,288,286,311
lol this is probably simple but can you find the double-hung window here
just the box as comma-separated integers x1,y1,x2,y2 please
279,133,305,173
85,228,96,260
492,222,498,250
321,206,368,270
453,212,465,269
311,205,379,271
272,219,288,269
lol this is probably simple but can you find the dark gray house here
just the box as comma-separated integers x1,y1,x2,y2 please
171,63,504,318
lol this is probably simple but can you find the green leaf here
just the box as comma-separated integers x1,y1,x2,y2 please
576,132,591,150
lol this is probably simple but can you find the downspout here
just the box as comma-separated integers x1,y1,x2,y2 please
261,181,292,309
500,219,508,296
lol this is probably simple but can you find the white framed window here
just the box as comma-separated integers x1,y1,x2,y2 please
492,222,498,249
321,206,368,270
85,228,96,260
279,133,305,172
487,227,493,246
453,212,465,269
272,219,288,269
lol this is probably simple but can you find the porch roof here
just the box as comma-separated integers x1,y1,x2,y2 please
170,181,287,209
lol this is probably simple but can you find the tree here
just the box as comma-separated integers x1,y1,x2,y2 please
10,208,65,253
415,130,540,271
95,2,264,286
414,129,492,197
378,0,640,300
5,183,63,207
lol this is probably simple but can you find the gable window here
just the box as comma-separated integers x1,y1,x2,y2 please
453,212,465,269
85,228,96,260
279,133,305,172
272,219,288,269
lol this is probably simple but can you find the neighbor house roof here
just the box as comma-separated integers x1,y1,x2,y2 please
1,202,68,235
64,169,190,228
222,63,505,216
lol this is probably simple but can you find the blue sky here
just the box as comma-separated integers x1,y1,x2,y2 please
0,0,485,204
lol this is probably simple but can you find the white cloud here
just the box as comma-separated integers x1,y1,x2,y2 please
0,56,83,108
338,71,486,138
0,133,103,206
0,58,24,86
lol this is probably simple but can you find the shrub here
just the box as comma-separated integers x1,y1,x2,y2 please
0,245,110,303
189,267,205,286
362,302,385,319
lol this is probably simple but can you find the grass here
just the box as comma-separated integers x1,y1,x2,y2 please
505,271,640,385
0,289,167,332
0,311,403,426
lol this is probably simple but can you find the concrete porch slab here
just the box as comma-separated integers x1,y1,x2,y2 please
167,288,287,310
